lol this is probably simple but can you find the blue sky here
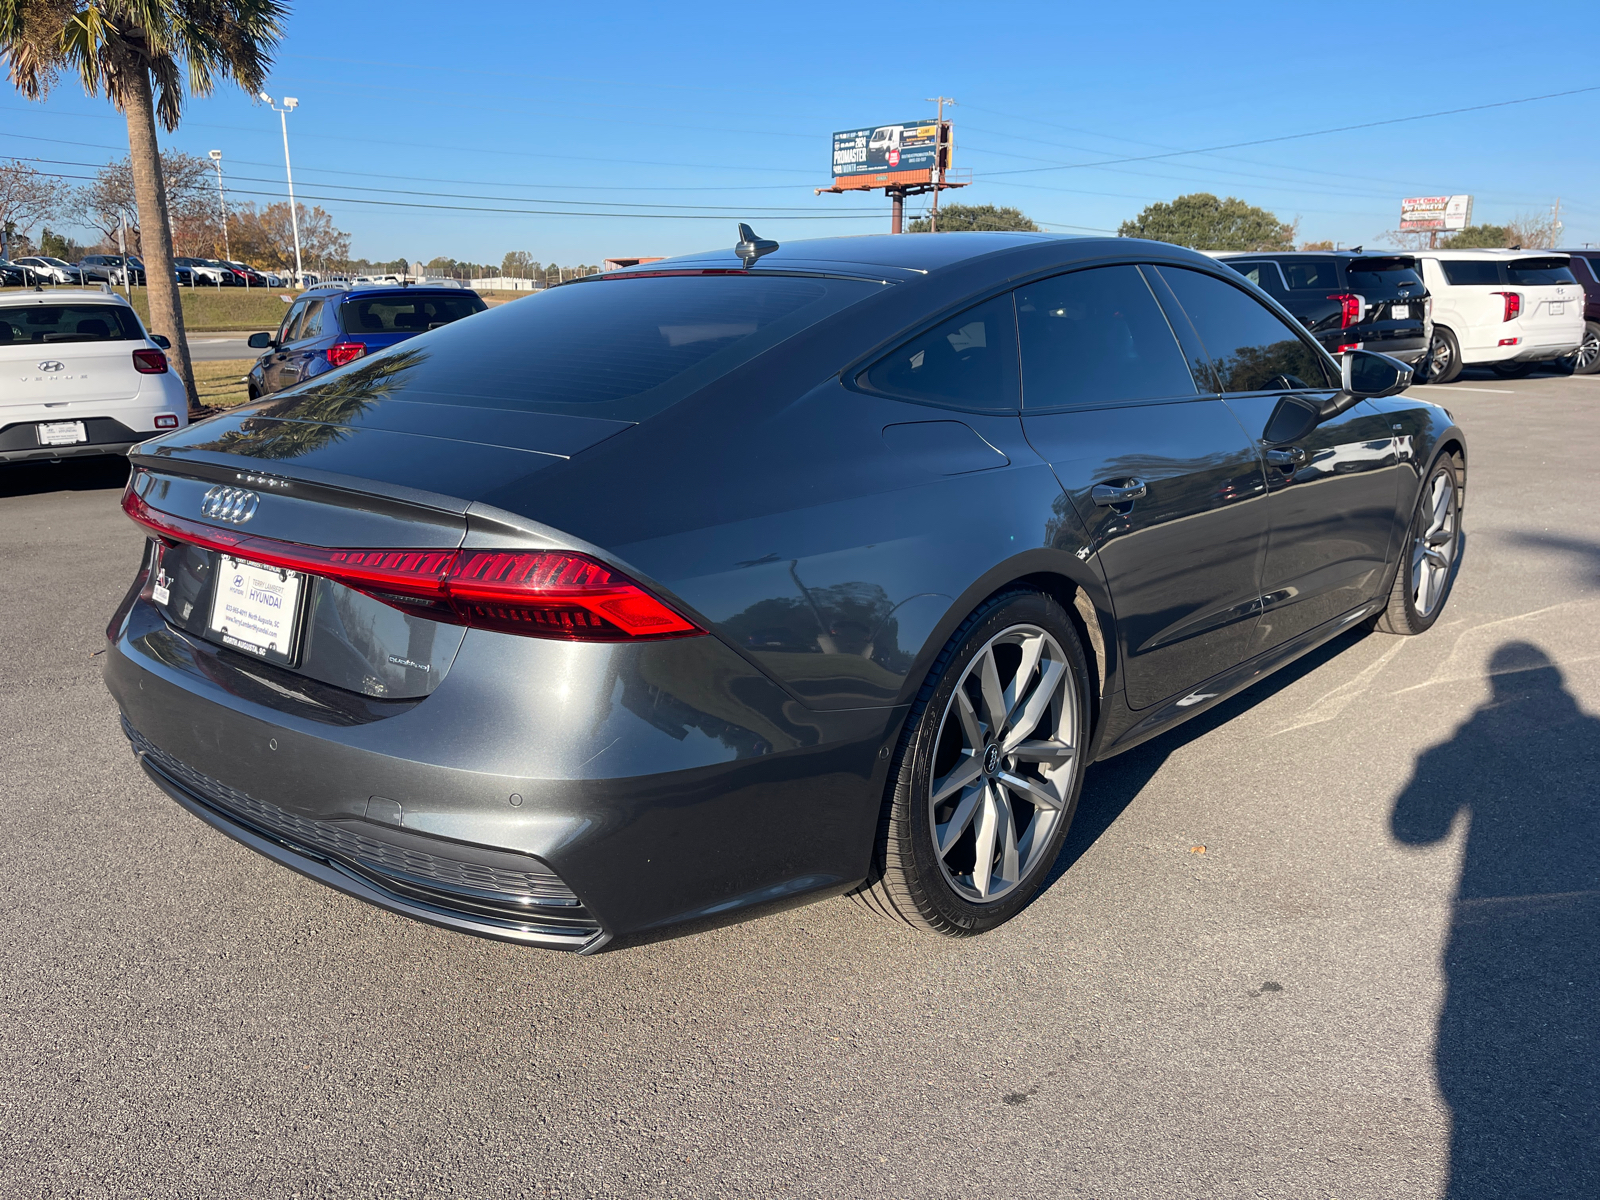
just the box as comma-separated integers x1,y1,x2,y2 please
6,0,1598,264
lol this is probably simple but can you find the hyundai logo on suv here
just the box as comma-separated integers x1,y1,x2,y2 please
200,485,259,524
37,361,64,373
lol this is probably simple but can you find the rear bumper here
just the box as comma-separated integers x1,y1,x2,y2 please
105,588,896,948
0,416,146,463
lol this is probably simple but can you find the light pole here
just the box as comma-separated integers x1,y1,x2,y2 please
207,150,230,267
259,93,303,288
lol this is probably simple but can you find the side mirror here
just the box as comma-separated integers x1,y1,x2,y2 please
1261,396,1321,445
1316,349,1412,420
246,331,274,350
150,334,171,349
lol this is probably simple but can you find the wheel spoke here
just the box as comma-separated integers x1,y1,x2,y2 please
1001,659,1064,753
978,650,1007,737
998,770,1065,812
1010,738,1075,764
1430,477,1451,530
995,788,1020,886
936,786,982,856
1004,634,1045,728
970,785,1000,898
953,688,984,750
931,753,983,805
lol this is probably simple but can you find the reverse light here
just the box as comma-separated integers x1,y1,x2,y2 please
326,341,366,367
132,348,168,374
1328,293,1365,328
121,490,701,642
1493,291,1522,322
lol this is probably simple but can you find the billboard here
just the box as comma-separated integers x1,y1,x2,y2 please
1400,195,1474,232
831,121,947,190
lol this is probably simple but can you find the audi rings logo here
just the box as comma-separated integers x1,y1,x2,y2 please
200,485,259,524
37,361,64,373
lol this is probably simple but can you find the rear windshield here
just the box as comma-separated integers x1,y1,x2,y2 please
1440,260,1503,287
290,273,880,420
340,293,487,333
1506,258,1577,286
0,303,142,344
1281,259,1340,290
1346,258,1421,291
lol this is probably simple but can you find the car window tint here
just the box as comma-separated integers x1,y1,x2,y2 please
340,293,487,333
296,299,325,342
863,293,1020,411
1441,260,1503,287
0,303,141,344
1282,259,1340,290
1506,258,1578,286
1224,260,1287,294
1347,258,1422,290
277,299,307,344
1155,266,1337,392
1015,265,1196,409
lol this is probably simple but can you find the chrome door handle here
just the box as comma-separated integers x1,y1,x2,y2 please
1091,479,1148,506
1265,447,1308,468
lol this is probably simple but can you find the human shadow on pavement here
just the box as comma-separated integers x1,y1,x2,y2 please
1390,641,1599,1199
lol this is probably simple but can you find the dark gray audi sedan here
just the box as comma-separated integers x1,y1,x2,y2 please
105,230,1465,952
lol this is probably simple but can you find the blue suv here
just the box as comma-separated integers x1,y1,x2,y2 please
245,283,488,398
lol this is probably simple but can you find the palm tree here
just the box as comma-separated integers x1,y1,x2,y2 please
1,1,286,418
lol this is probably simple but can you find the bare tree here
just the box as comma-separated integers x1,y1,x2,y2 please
0,157,66,252
80,150,211,252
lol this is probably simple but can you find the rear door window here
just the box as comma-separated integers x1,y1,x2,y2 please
1282,259,1340,291
1015,265,1196,410
0,304,142,344
1506,258,1578,286
1441,260,1504,287
340,293,486,334
1346,258,1422,291
862,293,1019,411
1225,260,1287,295
1153,266,1338,392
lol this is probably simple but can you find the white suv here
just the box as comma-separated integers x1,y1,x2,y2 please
1416,249,1585,381
1,290,189,465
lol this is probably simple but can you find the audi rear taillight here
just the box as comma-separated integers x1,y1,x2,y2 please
1493,291,1522,322
132,348,168,374
1328,293,1365,328
326,341,366,367
121,491,701,642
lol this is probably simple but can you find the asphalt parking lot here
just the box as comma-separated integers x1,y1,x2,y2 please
0,368,1595,1199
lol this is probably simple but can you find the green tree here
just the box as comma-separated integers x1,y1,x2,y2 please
908,203,1038,233
501,249,535,278
1446,224,1509,248
2,0,286,417
1119,192,1295,251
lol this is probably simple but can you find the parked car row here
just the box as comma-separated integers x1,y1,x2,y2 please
1213,246,1598,379
0,254,302,289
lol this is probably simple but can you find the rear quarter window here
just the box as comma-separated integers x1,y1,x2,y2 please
1441,260,1504,287
1282,260,1340,291
0,304,142,344
1506,258,1578,286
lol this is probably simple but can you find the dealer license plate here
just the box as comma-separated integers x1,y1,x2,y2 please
207,555,307,664
1550,301,1565,315
37,420,87,446
1391,305,1409,320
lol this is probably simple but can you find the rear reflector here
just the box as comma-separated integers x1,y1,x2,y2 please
326,342,366,367
121,489,701,642
1499,337,1520,347
1493,291,1522,322
153,414,179,429
133,348,168,374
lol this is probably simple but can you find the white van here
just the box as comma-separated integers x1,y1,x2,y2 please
1,290,188,465
1416,249,1584,381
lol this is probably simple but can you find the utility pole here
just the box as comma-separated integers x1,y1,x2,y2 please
260,93,304,289
1553,196,1563,243
116,214,130,298
923,96,955,233
208,150,230,265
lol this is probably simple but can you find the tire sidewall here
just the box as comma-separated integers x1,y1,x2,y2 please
896,591,1090,933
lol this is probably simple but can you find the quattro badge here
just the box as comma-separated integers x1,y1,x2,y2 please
200,485,259,524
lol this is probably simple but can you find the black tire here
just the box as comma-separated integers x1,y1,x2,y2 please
1567,321,1600,376
851,589,1092,935
1374,453,1464,636
1426,326,1463,384
1491,360,1535,378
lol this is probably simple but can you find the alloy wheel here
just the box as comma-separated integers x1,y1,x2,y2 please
1428,331,1454,379
927,624,1078,903
1573,327,1600,373
1411,468,1458,618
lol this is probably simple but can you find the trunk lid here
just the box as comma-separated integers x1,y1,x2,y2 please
0,314,148,406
